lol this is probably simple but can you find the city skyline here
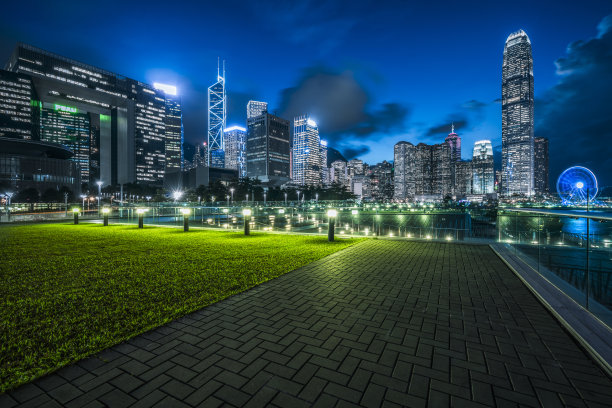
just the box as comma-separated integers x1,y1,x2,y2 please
0,1,610,187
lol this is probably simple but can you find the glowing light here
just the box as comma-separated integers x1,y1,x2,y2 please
222,209,229,213
576,182,584,189
153,82,177,95
54,104,77,113
351,210,358,215
243,209,252,216
102,208,110,214
320,140,328,146
327,209,337,217
173,191,183,200
180,209,191,215
278,209,285,214
136,208,148,214
224,126,246,132
307,118,317,127
72,207,80,213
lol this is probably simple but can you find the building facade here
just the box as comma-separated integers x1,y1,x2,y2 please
224,126,247,178
445,124,461,194
472,140,494,194
4,44,180,186
153,84,183,172
502,30,535,196
247,100,267,119
0,70,39,140
292,115,322,186
246,113,290,185
455,161,473,197
393,141,415,201
207,62,226,168
534,137,549,195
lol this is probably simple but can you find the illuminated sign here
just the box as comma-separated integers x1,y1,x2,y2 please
54,104,77,113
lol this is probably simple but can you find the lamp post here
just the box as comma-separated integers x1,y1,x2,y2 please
327,209,337,242
316,193,319,203
246,194,248,204
211,196,215,207
226,195,230,207
173,191,183,202
181,208,191,231
230,188,235,204
351,209,358,233
102,208,110,226
243,208,252,235
264,192,267,206
72,207,80,224
284,192,287,206
96,180,103,197
297,190,300,203
64,192,68,216
137,208,146,228
80,194,86,213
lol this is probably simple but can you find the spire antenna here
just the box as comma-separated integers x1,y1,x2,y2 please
217,57,220,77
451,122,454,133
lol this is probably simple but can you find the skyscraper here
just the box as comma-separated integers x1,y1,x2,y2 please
247,100,267,119
445,123,461,194
472,140,494,194
292,115,322,186
393,141,415,200
5,44,174,186
154,83,183,172
208,61,226,168
534,137,549,194
502,29,535,196
224,126,247,178
0,70,38,140
246,113,290,185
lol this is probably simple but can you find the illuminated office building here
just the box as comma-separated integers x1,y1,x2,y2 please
154,83,183,172
502,30,534,196
320,140,328,184
208,61,226,168
534,137,549,194
292,115,322,186
246,113,290,185
393,141,416,200
224,126,247,178
4,43,179,186
0,70,39,140
247,100,267,119
445,124,461,193
472,140,494,194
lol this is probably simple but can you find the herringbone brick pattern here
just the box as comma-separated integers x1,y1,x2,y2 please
2,240,611,407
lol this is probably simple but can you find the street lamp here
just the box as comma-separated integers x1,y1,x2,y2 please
264,192,267,206
327,209,337,242
297,191,300,202
230,188,235,203
246,194,248,203
243,208,252,235
316,193,319,202
211,196,215,206
102,207,110,226
181,208,191,231
72,207,80,224
173,191,183,202
284,192,287,205
137,208,147,228
96,180,103,197
226,195,230,207
80,194,86,212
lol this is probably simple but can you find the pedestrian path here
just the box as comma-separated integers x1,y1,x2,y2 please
2,240,611,407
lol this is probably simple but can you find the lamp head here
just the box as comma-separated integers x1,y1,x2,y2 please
327,209,338,217
72,207,80,213
180,208,191,215
102,208,110,214
136,208,147,214
242,208,252,216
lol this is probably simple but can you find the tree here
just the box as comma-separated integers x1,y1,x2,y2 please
16,187,40,203
41,188,61,203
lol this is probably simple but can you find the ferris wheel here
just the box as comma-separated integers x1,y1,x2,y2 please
556,166,598,204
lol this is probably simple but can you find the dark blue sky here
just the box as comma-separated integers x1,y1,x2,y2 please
1,0,611,186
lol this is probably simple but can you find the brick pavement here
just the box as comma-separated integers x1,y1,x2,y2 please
2,240,612,407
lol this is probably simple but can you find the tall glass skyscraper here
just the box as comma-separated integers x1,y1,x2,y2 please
208,61,226,168
246,113,290,185
472,140,494,194
534,137,549,194
502,30,535,196
393,141,415,200
292,115,322,186
224,126,247,178
154,83,183,172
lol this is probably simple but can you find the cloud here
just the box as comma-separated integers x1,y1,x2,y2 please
343,145,371,160
278,67,410,145
461,99,487,111
425,118,467,138
535,14,612,187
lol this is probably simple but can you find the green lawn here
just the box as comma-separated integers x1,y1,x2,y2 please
0,223,361,392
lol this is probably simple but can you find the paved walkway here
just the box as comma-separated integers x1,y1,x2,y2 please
2,240,612,407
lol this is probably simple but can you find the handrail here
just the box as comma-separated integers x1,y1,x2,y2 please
502,208,612,221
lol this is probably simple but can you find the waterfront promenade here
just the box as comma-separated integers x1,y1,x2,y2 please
2,240,611,407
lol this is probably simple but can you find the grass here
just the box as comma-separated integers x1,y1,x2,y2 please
0,223,361,392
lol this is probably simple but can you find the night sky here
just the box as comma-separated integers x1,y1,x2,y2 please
1,0,611,187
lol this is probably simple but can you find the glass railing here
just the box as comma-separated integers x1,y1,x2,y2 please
498,208,612,327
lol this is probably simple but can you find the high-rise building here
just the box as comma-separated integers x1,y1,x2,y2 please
224,126,247,178
369,161,394,200
193,142,208,168
154,83,183,172
208,61,226,168
393,141,415,200
0,70,39,140
246,113,290,185
502,30,535,196
330,160,348,187
432,143,452,197
4,43,178,186
455,161,473,197
445,123,461,193
292,115,322,186
320,140,328,185
472,140,494,194
534,137,549,194
247,100,267,119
